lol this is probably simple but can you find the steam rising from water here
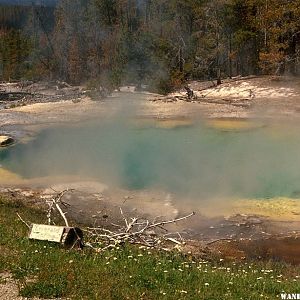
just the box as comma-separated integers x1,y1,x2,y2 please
1,116,300,200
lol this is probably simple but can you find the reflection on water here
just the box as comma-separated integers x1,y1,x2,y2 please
1,119,300,200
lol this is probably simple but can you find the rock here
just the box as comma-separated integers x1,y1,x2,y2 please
20,190,35,197
0,135,14,147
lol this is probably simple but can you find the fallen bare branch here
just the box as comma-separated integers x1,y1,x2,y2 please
16,213,31,229
206,238,233,246
85,210,196,252
166,237,182,245
148,212,195,229
46,189,74,227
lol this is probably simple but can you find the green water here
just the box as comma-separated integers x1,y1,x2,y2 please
1,120,300,199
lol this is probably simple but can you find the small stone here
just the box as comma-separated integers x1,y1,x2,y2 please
0,135,15,147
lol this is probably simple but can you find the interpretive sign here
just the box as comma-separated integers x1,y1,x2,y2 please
29,224,84,249
29,224,65,243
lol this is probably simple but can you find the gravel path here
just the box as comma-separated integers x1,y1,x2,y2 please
0,273,23,300
0,273,68,300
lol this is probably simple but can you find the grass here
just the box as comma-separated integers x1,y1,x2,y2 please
0,196,300,299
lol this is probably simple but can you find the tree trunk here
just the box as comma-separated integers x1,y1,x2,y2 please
228,34,232,78
217,68,221,85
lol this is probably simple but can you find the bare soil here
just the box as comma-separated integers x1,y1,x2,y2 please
0,272,67,300
148,76,300,119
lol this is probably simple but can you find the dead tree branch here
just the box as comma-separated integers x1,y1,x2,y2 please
85,210,195,252
46,189,74,227
16,213,31,229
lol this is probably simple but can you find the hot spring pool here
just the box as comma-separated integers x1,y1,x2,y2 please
1,119,300,199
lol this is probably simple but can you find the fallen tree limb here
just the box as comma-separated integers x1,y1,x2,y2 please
148,212,195,229
85,211,195,251
17,188,195,252
46,189,74,227
0,92,33,100
206,238,233,246
16,212,31,229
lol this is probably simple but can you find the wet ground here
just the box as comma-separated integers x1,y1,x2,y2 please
2,186,300,264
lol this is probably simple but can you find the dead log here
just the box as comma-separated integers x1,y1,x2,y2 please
0,92,33,101
184,86,194,100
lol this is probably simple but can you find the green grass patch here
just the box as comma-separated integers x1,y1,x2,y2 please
0,196,300,299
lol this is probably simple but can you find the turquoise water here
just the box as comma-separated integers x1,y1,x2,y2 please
1,120,300,199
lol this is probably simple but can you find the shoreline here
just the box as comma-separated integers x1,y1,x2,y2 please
1,187,300,265
1,76,300,253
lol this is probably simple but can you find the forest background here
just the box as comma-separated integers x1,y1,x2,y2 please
0,0,299,94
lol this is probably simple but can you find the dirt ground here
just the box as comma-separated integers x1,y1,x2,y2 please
0,272,30,300
0,272,68,300
148,76,300,119
1,76,300,133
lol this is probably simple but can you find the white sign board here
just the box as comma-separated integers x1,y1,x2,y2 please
29,224,65,243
